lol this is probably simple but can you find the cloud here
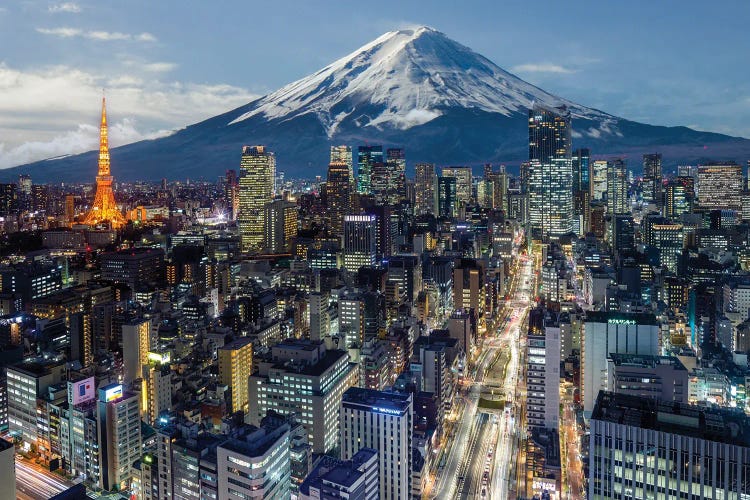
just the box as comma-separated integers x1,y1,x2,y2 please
510,63,576,74
143,62,177,73
37,26,157,42
49,2,81,13
0,63,258,169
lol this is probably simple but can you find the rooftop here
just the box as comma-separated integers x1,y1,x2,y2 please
592,391,750,447
342,387,412,414
608,353,687,371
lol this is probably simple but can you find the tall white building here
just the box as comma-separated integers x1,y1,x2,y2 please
526,309,561,430
217,423,291,499
582,312,660,414
340,388,413,500
247,339,358,454
97,383,142,491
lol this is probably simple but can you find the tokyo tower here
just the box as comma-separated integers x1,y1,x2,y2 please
83,97,126,228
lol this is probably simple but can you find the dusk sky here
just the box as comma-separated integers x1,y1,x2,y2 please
1,0,748,169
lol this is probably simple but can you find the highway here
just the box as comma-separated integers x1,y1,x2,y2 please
16,456,73,500
431,232,533,500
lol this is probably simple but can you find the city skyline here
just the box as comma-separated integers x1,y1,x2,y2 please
1,1,749,170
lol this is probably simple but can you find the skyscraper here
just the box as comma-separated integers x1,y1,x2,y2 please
84,98,126,228
607,158,629,214
591,160,609,201
343,215,377,272
441,166,472,207
385,148,406,204
238,145,276,251
697,163,743,210
436,176,457,218
415,163,436,215
218,337,253,414
357,145,383,195
330,145,353,180
572,148,591,235
528,105,573,240
642,153,662,208
225,169,238,220
264,199,297,253
326,162,353,237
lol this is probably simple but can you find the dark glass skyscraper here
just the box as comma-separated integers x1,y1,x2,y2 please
326,161,352,237
528,105,573,240
436,176,457,218
572,148,591,235
642,153,662,208
357,145,383,195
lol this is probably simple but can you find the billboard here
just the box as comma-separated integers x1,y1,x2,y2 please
70,377,95,405
103,384,123,402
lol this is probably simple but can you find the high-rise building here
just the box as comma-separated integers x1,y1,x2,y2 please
385,148,406,204
248,339,359,454
487,166,509,213
326,162,353,237
642,153,662,207
340,388,413,500
83,98,126,228
589,391,750,499
239,145,276,251
528,105,573,240
697,163,743,210
122,317,152,384
453,258,486,318
100,247,165,290
299,448,379,500
581,312,660,414
572,148,591,234
607,158,629,214
414,163,436,215
357,145,383,195
0,184,18,216
664,180,691,218
441,167,472,208
264,199,297,253
218,337,253,414
216,423,291,499
648,220,684,273
526,309,561,430
330,145,353,180
97,383,141,491
343,215,377,272
436,176,457,218
590,160,609,203
7,362,65,446
225,169,239,220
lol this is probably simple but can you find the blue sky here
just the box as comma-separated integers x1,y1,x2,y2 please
0,0,748,168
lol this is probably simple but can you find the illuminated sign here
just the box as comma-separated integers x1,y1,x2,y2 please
148,351,171,364
608,319,636,326
103,384,123,402
373,407,401,416
70,376,95,405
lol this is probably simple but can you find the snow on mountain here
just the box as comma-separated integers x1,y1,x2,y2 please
229,26,615,137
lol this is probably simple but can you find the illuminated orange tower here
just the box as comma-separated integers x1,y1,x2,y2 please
83,97,126,228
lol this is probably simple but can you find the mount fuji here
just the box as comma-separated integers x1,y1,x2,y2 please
6,26,750,182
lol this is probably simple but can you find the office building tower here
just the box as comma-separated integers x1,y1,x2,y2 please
299,448,379,500
248,339,358,454
309,291,330,341
97,383,141,491
343,215,377,272
528,105,573,240
340,388,413,500
339,295,365,349
415,163,437,215
605,353,689,403
646,219,684,273
607,158,629,214
526,309,561,430
581,312,660,414
100,247,165,290
572,148,591,234
441,166,472,207
239,145,276,251
7,362,65,446
611,215,635,255
0,439,14,496
589,391,750,499
264,199,297,253
122,317,152,384
453,258,486,318
487,166,510,213
385,148,406,204
664,180,691,218
436,176,457,218
143,362,171,425
224,169,239,220
326,161,353,237
0,184,16,217
357,145,383,195
697,163,743,210
591,160,609,202
218,337,253,414
330,145,353,180
642,153,662,207
217,423,291,499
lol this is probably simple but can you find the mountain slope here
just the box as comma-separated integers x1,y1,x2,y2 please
5,27,750,182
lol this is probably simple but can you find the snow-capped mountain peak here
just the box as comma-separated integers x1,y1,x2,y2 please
228,26,613,136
